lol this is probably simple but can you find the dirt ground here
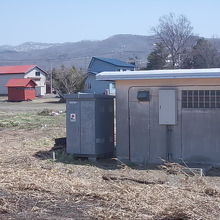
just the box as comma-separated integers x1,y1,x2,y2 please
0,95,66,113
1,98,220,219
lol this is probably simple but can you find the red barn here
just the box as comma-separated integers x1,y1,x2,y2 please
5,79,37,101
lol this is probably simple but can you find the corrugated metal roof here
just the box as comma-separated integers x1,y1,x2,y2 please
0,65,36,74
5,78,37,87
96,68,220,81
93,57,135,68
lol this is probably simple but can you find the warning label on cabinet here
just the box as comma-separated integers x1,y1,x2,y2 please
70,113,76,122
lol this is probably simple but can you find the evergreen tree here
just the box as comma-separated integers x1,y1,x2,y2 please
146,43,167,70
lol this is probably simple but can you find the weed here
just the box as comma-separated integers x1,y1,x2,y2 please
0,112,65,129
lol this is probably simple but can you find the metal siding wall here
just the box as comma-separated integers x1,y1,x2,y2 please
95,99,114,154
0,74,24,94
65,95,114,158
80,101,96,154
8,87,25,101
66,101,81,154
85,74,111,94
85,59,134,94
24,88,36,100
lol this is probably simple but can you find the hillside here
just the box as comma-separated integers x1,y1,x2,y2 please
0,34,156,71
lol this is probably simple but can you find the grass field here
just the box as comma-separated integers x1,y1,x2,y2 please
1,98,220,219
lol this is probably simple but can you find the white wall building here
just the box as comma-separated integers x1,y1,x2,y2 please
97,68,220,165
0,65,47,96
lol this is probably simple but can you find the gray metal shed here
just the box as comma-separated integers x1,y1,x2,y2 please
65,93,114,159
97,68,220,165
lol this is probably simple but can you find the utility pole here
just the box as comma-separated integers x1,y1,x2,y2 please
50,62,53,94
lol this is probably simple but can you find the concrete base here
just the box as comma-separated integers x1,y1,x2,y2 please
72,152,114,161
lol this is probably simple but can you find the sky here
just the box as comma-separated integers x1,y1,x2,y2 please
1,0,220,45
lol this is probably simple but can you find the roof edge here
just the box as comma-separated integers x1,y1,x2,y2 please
92,56,135,68
5,78,37,87
96,68,220,81
26,65,48,75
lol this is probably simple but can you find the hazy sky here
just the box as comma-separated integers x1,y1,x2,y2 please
1,0,220,45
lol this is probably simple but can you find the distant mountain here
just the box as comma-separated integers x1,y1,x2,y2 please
0,42,60,52
0,34,219,72
0,34,156,71
13,42,61,52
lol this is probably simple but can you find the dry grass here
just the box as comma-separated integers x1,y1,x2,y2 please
0,111,65,129
0,112,220,219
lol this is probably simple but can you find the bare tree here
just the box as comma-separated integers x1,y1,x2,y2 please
182,38,220,68
52,65,87,97
153,13,193,68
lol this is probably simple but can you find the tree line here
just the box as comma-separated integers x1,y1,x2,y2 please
146,13,220,70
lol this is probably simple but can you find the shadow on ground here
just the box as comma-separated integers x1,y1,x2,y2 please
33,137,148,170
206,168,220,177
33,149,132,170
34,138,220,175
33,148,220,175
45,101,65,104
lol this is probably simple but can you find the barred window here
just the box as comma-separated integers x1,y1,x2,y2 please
182,90,220,108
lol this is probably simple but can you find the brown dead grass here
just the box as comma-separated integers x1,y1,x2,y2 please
0,113,220,219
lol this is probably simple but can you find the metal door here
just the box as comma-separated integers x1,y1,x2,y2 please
129,87,150,164
66,100,81,154
80,101,95,154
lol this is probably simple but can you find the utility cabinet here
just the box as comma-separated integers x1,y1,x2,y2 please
159,90,176,125
65,93,114,159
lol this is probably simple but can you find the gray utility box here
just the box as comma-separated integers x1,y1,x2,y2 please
65,93,114,159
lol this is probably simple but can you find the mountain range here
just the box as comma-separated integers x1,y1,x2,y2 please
1,34,220,72
0,34,156,71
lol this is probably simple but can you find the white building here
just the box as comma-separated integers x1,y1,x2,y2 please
97,68,220,165
0,65,47,96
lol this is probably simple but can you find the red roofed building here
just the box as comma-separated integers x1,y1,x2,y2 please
5,79,37,101
0,65,47,96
